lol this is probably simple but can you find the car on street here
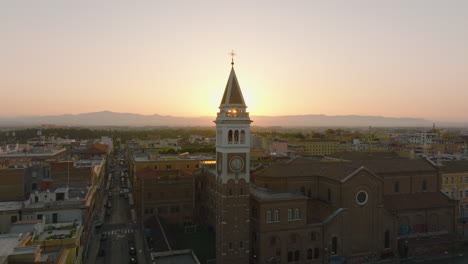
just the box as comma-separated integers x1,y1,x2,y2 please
129,246,136,255
94,220,103,228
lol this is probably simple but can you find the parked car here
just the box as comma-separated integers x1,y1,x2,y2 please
94,220,103,228
100,233,108,241
129,246,136,255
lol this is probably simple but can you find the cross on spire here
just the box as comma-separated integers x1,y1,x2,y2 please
229,49,236,66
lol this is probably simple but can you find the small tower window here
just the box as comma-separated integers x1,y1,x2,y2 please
228,130,233,144
234,130,239,143
240,130,246,144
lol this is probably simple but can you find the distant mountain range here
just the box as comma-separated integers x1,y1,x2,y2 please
0,111,467,128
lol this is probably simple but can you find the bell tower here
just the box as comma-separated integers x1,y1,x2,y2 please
214,52,251,264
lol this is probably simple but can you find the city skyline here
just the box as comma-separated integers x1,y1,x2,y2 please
2,1,468,122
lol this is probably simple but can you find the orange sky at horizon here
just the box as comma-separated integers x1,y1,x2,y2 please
1,1,468,122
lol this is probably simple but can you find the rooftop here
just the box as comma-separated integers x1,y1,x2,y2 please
0,233,38,262
384,192,455,211
0,201,23,211
132,151,214,162
151,249,200,264
440,160,468,173
250,186,307,201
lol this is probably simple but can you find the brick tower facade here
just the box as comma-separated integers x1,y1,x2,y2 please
214,60,251,264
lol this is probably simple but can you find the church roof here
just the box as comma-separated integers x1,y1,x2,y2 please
219,67,246,108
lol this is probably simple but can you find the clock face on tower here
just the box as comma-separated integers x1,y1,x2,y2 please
229,156,244,172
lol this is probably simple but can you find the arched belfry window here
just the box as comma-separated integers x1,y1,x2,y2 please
240,130,246,144
234,130,239,144
228,130,233,144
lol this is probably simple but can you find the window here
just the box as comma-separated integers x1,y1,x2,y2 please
11,215,17,223
274,210,279,222
300,186,305,196
240,241,243,248
452,177,455,184
294,208,301,219
154,165,158,169
310,232,317,241
229,189,232,196
307,189,311,198
240,130,245,144
266,210,272,223
32,183,38,191
228,130,233,144
240,188,243,195
461,191,464,198
307,248,313,260
229,242,232,249
384,230,390,248
288,209,292,221
287,251,293,262
314,247,320,259
444,177,448,184
166,165,172,170
331,237,338,255
294,250,300,261
186,164,190,169
252,207,258,218
422,180,427,191
270,236,276,246
394,181,399,193
356,191,368,205
37,214,43,220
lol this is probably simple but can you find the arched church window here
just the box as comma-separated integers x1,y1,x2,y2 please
234,130,239,143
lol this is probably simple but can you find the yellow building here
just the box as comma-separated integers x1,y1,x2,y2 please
129,151,214,180
293,139,340,155
440,161,468,220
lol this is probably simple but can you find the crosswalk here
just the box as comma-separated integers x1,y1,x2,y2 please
103,228,134,236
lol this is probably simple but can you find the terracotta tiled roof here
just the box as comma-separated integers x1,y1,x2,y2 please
307,199,339,224
255,162,361,181
383,192,455,211
440,160,468,173
356,159,436,174
81,143,108,154
138,168,191,180
328,151,404,161
136,167,155,179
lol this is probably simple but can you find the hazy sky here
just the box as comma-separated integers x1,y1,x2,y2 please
1,0,468,121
